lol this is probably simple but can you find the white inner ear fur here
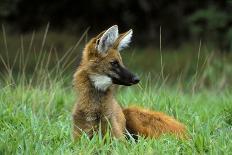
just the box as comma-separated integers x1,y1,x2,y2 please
118,29,133,51
89,74,112,91
97,25,119,53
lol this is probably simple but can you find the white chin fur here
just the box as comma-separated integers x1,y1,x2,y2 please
89,74,112,91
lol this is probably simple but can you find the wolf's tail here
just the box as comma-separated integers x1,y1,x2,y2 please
123,107,187,139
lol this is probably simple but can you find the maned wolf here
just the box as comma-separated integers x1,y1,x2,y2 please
72,25,186,140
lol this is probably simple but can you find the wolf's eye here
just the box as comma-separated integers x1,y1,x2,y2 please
110,60,119,67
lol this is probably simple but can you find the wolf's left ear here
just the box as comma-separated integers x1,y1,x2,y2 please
117,29,133,51
97,25,119,53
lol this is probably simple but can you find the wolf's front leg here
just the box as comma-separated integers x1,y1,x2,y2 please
73,123,95,140
72,114,95,140
111,110,126,138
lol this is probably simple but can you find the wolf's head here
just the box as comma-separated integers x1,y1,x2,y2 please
80,25,139,91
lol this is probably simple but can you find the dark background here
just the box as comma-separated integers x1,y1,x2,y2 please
1,0,232,51
1,0,232,89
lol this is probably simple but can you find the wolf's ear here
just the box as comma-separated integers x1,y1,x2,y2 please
96,25,119,53
117,29,133,51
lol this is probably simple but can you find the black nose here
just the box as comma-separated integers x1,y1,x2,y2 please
132,76,140,84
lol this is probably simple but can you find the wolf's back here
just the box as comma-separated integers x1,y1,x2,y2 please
123,107,187,138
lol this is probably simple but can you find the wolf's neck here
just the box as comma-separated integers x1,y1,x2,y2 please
89,74,113,91
74,70,114,104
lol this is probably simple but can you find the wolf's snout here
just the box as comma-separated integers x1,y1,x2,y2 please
131,76,140,84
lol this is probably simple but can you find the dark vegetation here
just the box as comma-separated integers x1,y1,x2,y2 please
0,0,232,50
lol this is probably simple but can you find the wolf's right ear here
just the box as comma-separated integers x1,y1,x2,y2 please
115,29,133,51
96,25,119,53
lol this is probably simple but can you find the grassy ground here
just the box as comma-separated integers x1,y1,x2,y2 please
0,76,232,154
1,30,232,154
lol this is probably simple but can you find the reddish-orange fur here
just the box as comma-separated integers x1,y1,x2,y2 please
123,107,186,138
72,27,126,140
72,25,187,140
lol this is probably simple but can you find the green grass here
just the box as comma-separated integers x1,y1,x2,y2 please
1,29,232,154
0,77,232,154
